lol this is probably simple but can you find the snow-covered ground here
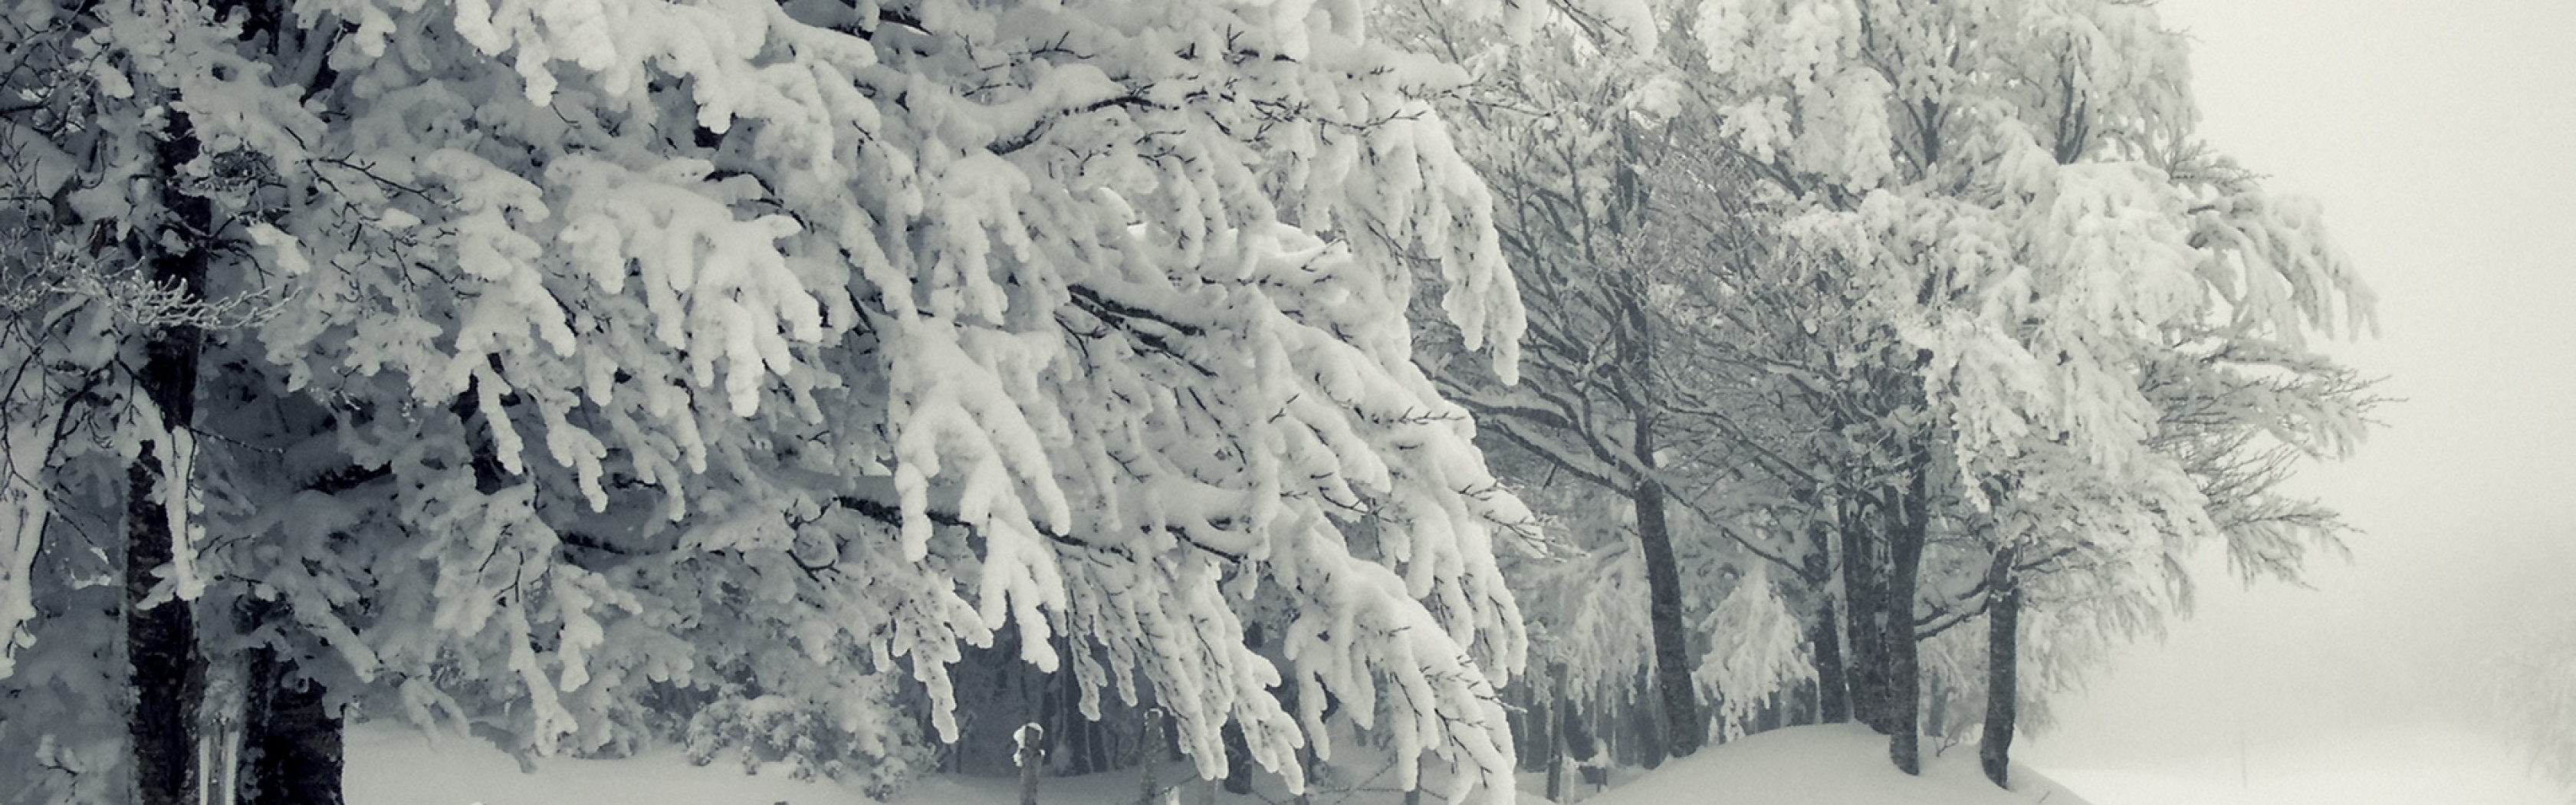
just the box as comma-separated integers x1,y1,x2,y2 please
352,717,2572,805
347,719,1480,805
347,722,872,805
2040,725,2569,805
349,722,2087,805
1576,725,2085,805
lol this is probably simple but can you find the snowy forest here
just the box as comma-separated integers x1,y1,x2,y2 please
0,0,2407,802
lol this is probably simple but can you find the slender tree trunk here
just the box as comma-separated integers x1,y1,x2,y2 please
1754,690,1780,734
1052,654,1086,775
1546,664,1567,803
1883,470,1930,776
1811,596,1849,724
130,114,210,805
1981,560,2022,788
1017,724,1044,805
1600,686,1622,767
1633,445,1701,757
1087,711,1109,777
1139,709,1162,805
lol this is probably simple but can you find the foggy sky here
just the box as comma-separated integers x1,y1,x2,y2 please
2023,0,2576,792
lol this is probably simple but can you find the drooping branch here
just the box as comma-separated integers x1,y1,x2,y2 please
829,493,1247,564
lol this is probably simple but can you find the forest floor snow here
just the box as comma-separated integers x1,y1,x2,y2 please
1571,724,2088,805
2038,724,2571,805
348,721,2089,805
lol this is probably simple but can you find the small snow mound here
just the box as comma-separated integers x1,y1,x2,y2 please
1585,725,2089,805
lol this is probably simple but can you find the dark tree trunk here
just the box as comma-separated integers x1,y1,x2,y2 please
1506,684,1536,770
1018,723,1044,805
1635,472,1701,757
235,597,343,805
1086,702,1111,777
1883,470,1930,777
1981,564,2022,788
239,649,343,805
1139,708,1162,805
1619,665,1663,767
1811,596,1850,724
1838,499,1891,735
1546,664,1567,802
1221,721,1253,794
129,114,211,805
1050,654,1085,775
127,459,202,805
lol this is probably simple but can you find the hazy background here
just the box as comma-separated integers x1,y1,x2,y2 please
2022,0,2576,801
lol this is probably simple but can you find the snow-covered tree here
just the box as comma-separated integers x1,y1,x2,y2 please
1386,0,1815,758
0,0,1557,800
1678,0,2375,777
1378,0,2374,786
2,0,306,797
1692,564,1810,741
2489,605,2576,790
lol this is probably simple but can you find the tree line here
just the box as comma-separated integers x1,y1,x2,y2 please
0,0,2372,803
1399,0,2376,788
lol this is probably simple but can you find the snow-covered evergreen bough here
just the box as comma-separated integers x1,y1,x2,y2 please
0,0,1557,797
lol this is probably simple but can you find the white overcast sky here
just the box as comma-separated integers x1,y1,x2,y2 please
2025,0,2576,801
